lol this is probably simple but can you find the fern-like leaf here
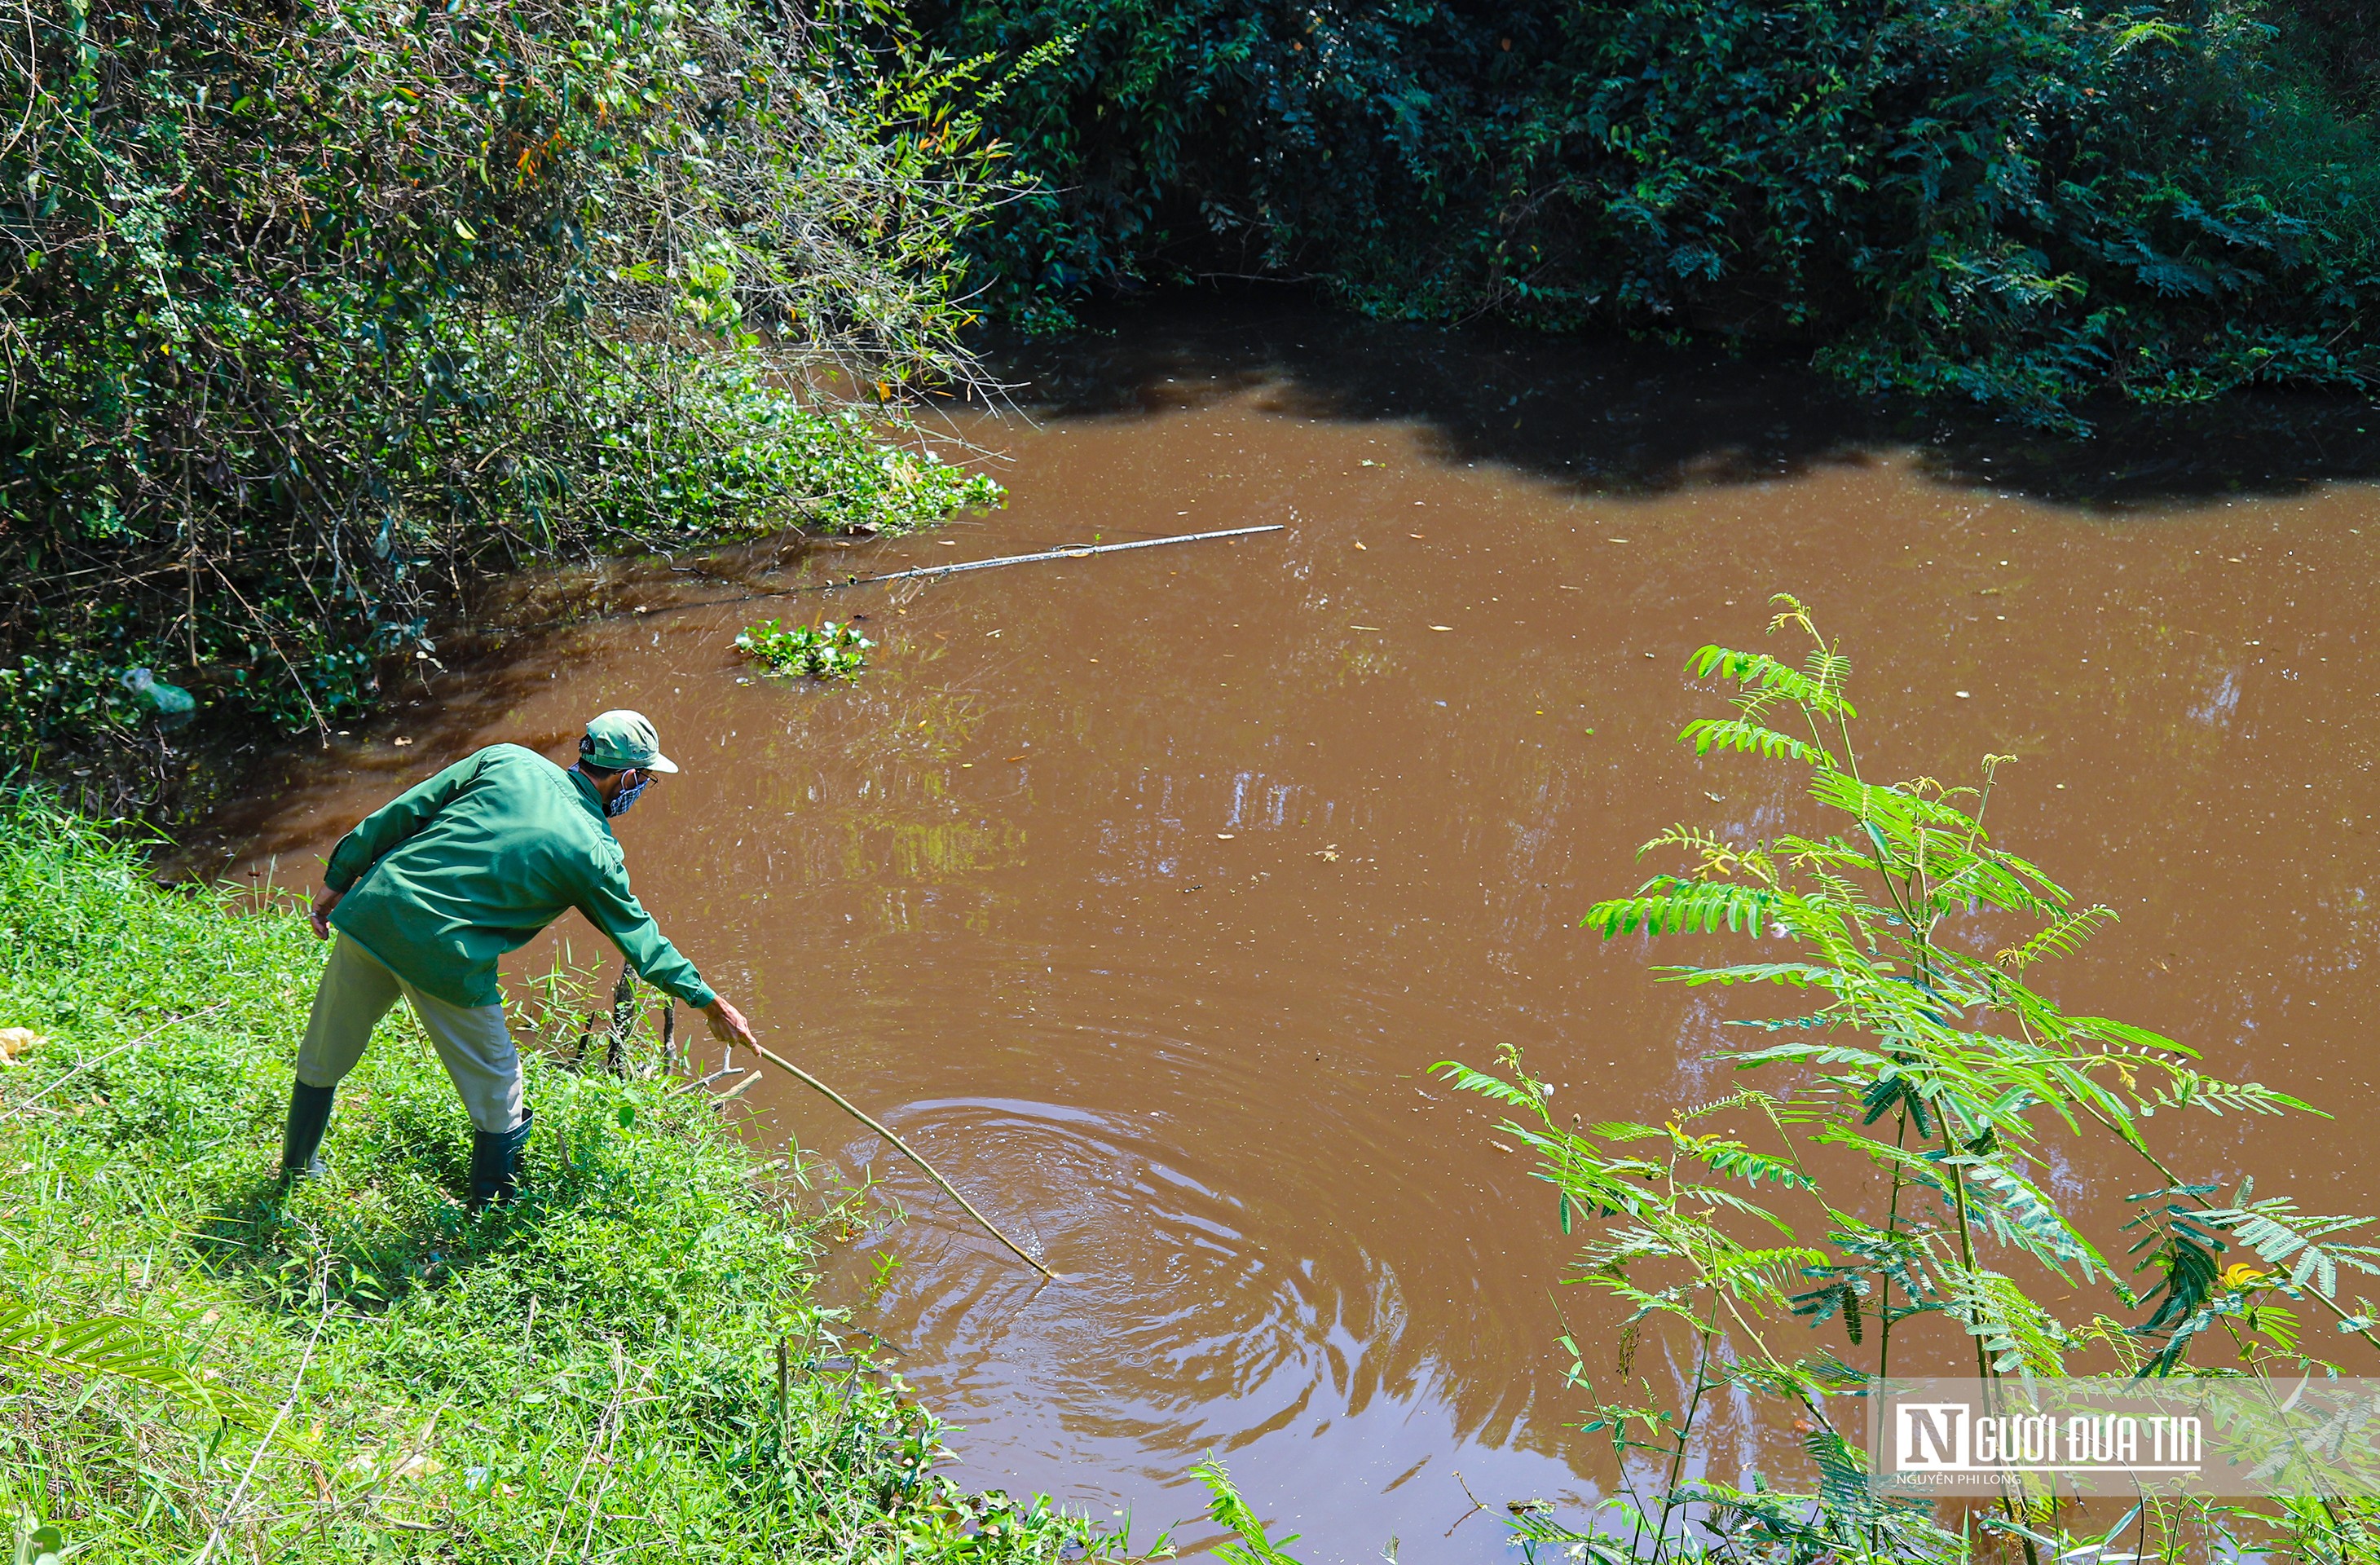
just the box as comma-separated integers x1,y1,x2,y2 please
1804,1426,1877,1516
1659,963,1840,989
1677,718,1835,767
1996,905,2118,971
1673,1133,1818,1192
2130,1067,2311,1120
1806,769,1977,835
1948,1155,2111,1282
2201,1198,2380,1298
1430,1060,1544,1109
1938,1263,2070,1376
1585,878,1778,937
1686,646,1858,719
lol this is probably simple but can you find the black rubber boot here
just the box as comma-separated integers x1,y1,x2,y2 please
280,1082,335,1180
468,1107,534,1212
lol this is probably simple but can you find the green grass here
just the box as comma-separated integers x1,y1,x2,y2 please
0,796,1123,1562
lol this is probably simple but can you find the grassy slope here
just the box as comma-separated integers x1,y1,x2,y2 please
0,799,1120,1562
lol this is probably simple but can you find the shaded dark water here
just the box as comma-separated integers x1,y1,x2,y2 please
203,306,2380,1560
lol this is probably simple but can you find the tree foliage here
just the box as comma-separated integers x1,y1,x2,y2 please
928,0,2380,425
0,0,1009,778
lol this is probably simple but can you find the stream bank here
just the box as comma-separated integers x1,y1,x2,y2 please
0,797,1126,1562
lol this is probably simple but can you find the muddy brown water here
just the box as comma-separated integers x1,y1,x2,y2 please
205,307,2380,1559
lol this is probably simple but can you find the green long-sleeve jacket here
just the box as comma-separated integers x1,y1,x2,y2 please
324,743,716,1011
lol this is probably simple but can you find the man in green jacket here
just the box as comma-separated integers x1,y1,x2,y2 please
284,710,755,1208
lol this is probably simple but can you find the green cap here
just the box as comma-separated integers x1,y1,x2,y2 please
580,709,679,774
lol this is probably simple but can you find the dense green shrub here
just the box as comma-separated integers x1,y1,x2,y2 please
0,794,1121,1560
0,0,1007,774
2275,0,2380,117
928,0,2380,425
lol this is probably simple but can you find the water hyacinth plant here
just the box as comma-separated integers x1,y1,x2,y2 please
734,618,875,680
1440,595,2380,1563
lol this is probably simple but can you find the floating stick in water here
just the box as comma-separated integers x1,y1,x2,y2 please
749,1042,1062,1282
839,523,1285,589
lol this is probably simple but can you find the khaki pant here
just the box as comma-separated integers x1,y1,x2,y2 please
298,934,522,1133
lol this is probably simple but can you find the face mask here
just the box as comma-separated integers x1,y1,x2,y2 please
606,772,649,818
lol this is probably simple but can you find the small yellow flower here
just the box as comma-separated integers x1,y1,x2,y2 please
2220,1263,2268,1291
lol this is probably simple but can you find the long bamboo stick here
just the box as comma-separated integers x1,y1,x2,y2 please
638,523,1286,621
835,523,1284,589
749,1042,1062,1282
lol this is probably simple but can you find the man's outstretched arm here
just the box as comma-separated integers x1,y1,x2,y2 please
577,860,756,1050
